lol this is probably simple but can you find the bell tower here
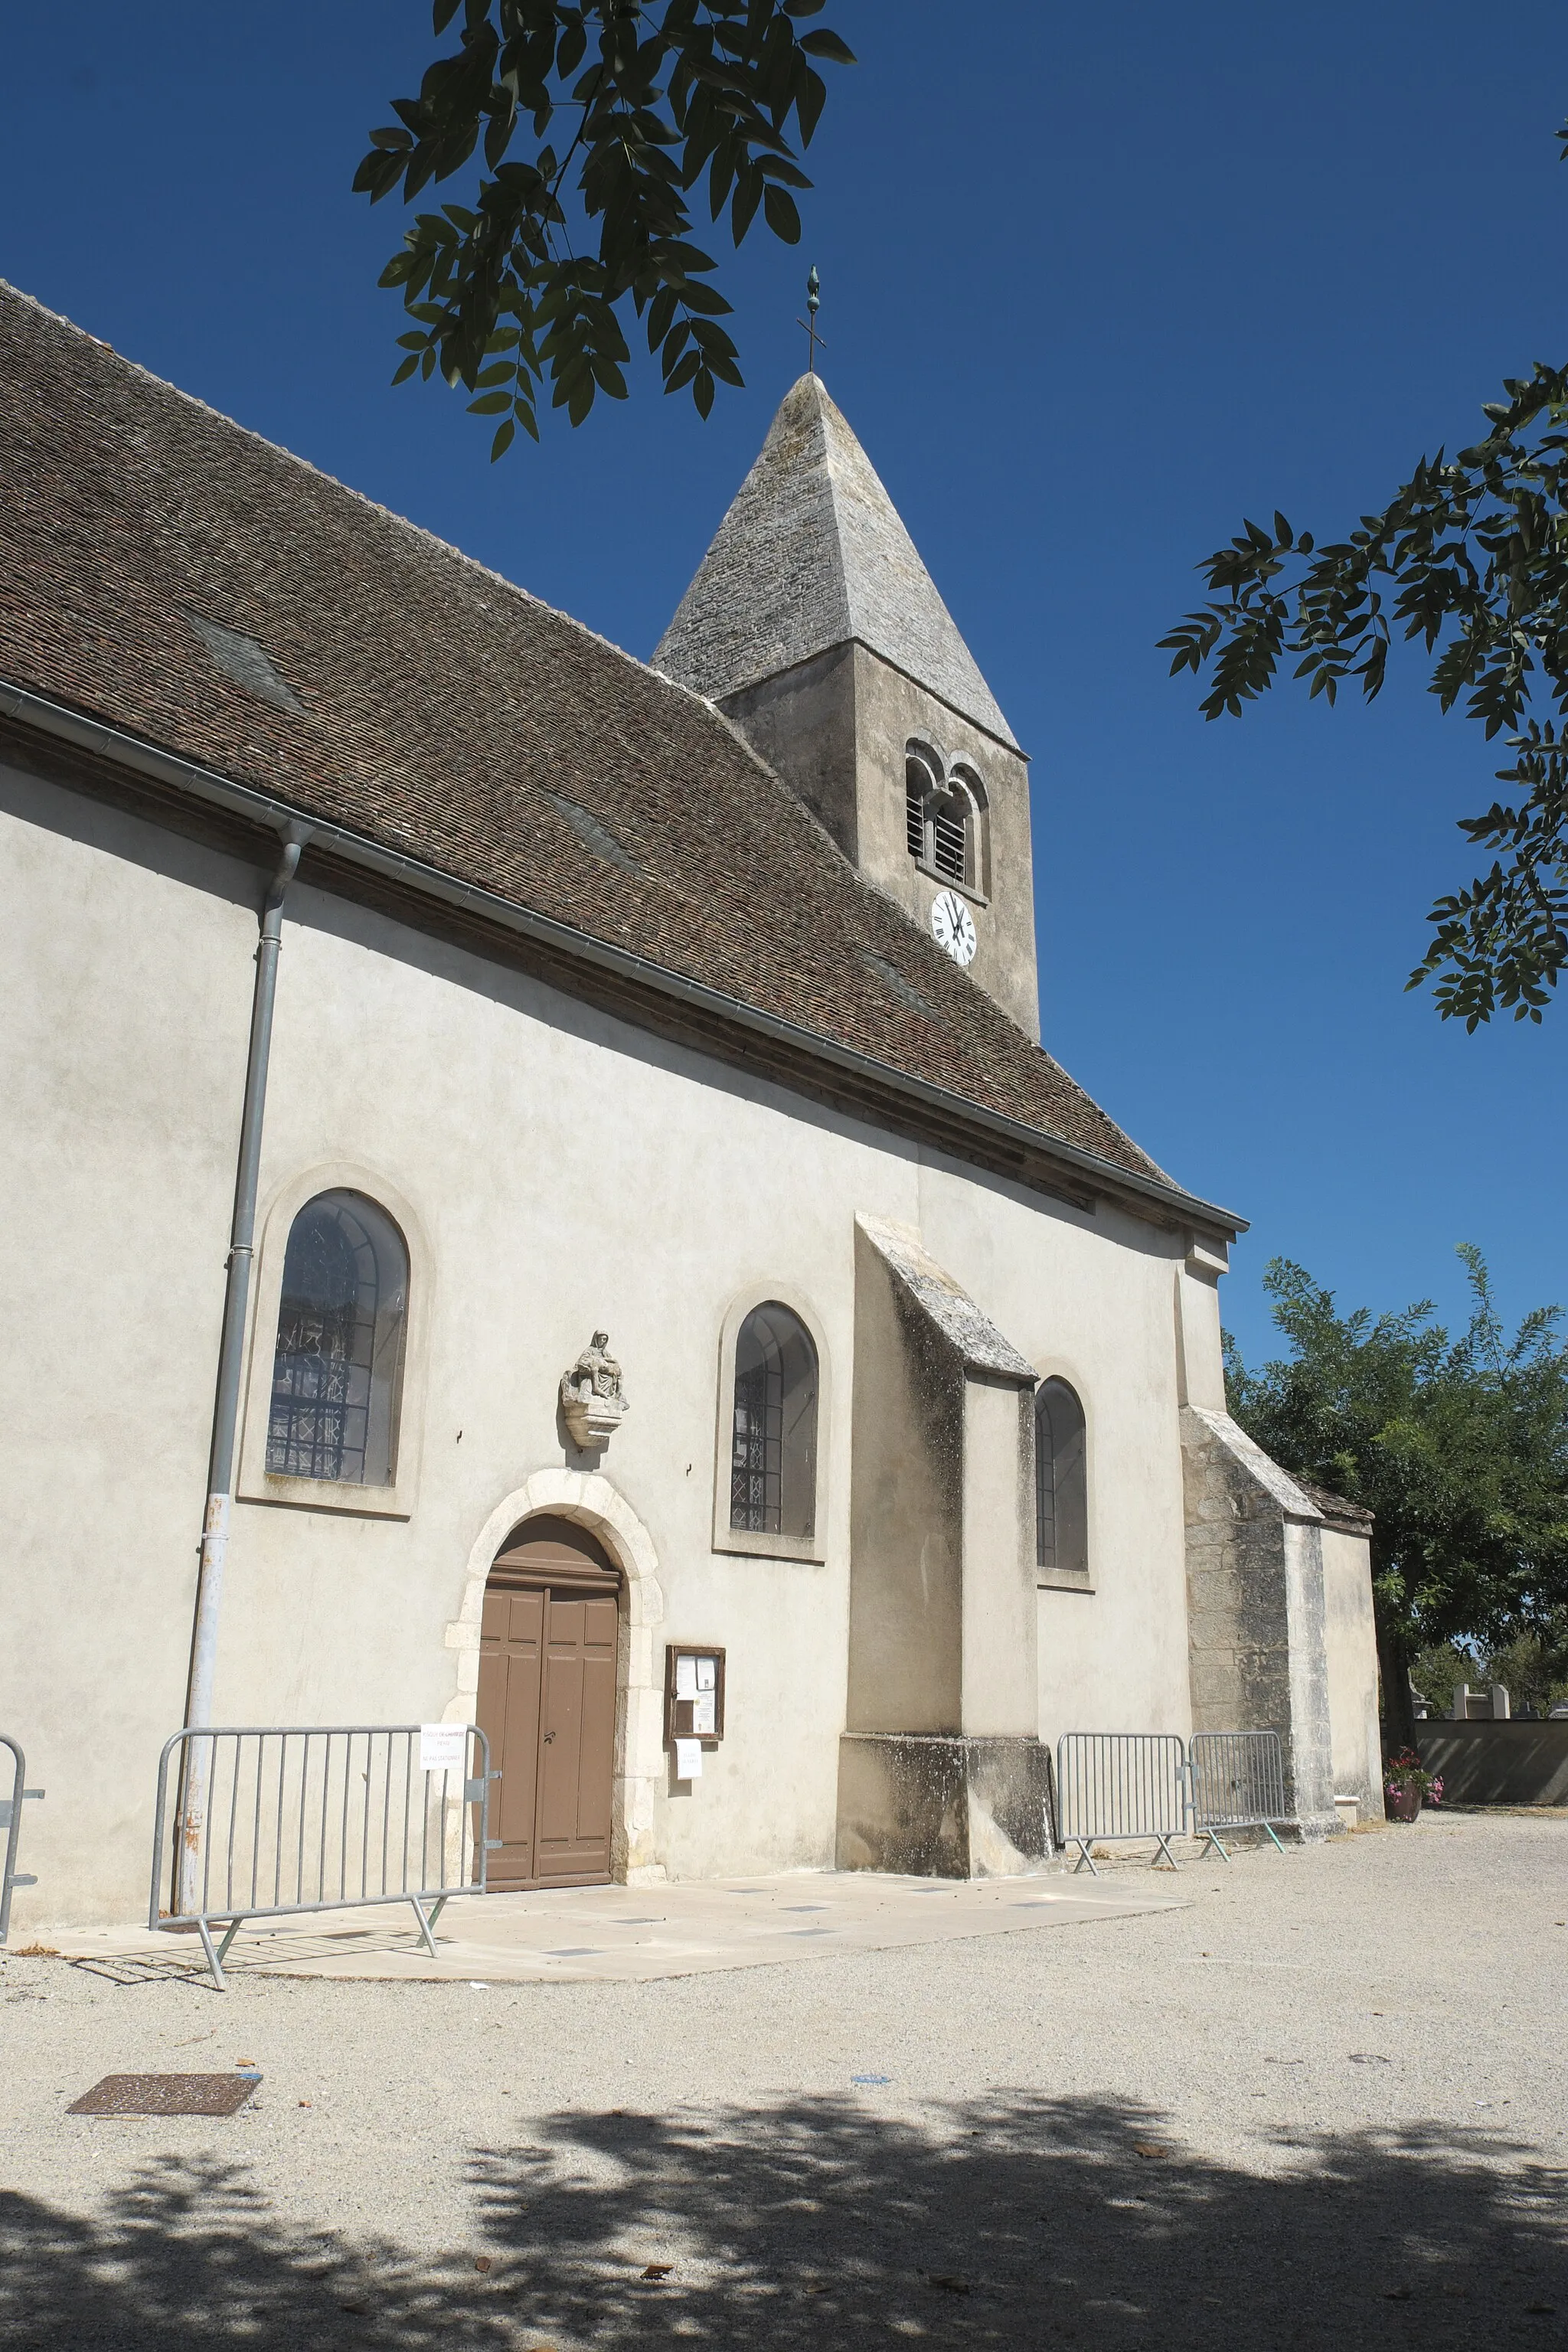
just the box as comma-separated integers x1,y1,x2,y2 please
653,374,1039,1039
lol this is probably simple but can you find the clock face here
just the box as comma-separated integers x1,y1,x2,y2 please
930,888,978,968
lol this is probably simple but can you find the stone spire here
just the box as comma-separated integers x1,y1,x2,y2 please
653,373,1038,1040
654,374,1018,750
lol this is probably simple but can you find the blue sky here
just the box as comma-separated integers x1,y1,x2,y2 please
5,2,1567,1368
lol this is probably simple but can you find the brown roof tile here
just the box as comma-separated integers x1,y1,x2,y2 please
0,280,1195,1202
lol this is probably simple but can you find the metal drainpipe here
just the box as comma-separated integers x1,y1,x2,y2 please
178,822,310,1906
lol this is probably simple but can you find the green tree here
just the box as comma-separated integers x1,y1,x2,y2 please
1472,1628,1568,1716
1412,1630,1568,1720
1161,118,1568,1030
355,0,854,455
1224,1249,1568,1750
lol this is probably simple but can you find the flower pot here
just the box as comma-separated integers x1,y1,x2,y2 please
1386,1782,1423,1823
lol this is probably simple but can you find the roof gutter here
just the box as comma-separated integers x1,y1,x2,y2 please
0,675,1246,1241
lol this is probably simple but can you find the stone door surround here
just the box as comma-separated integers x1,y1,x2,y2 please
446,1469,666,1883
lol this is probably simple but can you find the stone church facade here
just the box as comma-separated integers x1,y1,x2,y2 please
0,285,1381,1931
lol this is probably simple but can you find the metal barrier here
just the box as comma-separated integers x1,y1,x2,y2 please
1041,1743,1060,1856
1,1736,44,1944
1188,1730,1290,1858
1056,1733,1189,1873
151,1725,496,1988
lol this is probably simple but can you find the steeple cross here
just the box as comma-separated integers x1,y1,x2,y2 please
795,266,826,375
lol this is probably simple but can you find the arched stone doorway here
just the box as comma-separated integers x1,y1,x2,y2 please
446,1470,666,1885
479,1516,620,1889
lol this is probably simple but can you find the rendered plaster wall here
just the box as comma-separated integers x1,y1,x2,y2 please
2,760,1204,1929
959,1379,1039,1736
1414,1722,1568,1807
1175,1263,1227,1412
720,643,1039,1040
910,1174,1197,1750
845,1226,965,1734
0,765,256,1932
1321,1524,1385,1816
1181,1406,1338,1834
838,1227,1044,1876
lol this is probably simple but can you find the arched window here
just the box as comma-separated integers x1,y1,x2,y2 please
1036,1377,1088,1578
905,751,982,889
730,1302,818,1540
905,752,938,861
266,1190,408,1486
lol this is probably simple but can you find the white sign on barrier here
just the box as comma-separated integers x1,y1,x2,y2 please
420,1723,467,1776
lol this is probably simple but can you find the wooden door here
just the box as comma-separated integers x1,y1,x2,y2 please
475,1516,620,1891
535,1590,618,1880
477,1587,544,1887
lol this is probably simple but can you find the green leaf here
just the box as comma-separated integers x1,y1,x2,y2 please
799,28,856,61
359,0,856,447
763,184,801,242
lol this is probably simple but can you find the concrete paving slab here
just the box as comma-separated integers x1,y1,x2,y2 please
47,1864,1184,1983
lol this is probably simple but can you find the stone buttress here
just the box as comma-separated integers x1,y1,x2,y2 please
836,1214,1050,1876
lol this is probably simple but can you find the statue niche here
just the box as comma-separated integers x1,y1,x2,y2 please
560,1330,629,1451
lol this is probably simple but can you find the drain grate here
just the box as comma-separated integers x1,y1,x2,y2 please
69,2073,260,2116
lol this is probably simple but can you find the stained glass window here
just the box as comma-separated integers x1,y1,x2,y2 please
730,1303,818,1539
1036,1378,1088,1577
266,1191,407,1487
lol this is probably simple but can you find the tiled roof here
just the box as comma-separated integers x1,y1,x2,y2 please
655,374,1019,748
0,280,1180,1199
1294,1479,1376,1534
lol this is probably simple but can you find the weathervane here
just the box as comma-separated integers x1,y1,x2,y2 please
796,266,826,375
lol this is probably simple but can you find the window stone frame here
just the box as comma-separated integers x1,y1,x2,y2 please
710,1284,831,1563
237,1161,432,1521
904,739,991,903
1032,1361,1096,1593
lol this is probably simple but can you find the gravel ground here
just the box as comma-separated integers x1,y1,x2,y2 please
2,1810,1565,2349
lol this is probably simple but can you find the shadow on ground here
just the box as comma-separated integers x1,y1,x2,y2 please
3,2096,1565,2348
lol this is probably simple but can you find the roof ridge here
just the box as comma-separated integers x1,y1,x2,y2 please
668,683,1167,1186
0,274,1212,1221
0,276,679,709
2,287,1041,1059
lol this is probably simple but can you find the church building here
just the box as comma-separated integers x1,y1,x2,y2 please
0,283,1383,1932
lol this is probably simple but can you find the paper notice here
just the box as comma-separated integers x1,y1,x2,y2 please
420,1723,467,1776
691,1690,717,1736
695,1655,717,1692
675,1655,698,1700
675,1737,704,1780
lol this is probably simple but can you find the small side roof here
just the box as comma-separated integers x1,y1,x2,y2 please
654,374,1020,750
856,1217,1038,1383
1293,1479,1375,1534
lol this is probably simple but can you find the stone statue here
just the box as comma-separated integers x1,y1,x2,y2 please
560,1330,629,1449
